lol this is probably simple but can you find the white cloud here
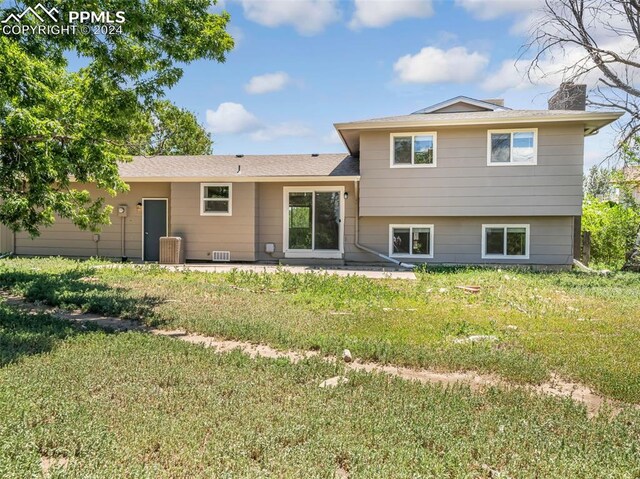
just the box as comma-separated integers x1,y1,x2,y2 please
394,46,489,84
481,59,531,91
205,102,260,134
250,122,313,141
455,0,542,20
237,0,340,35
206,102,312,141
455,0,545,38
245,72,291,95
482,34,638,92
349,0,433,29
509,10,545,36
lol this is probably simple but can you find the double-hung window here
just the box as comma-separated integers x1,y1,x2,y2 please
391,132,437,167
487,129,537,165
482,224,529,259
389,225,434,258
200,183,232,216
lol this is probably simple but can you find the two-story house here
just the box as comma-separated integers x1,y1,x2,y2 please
0,84,622,268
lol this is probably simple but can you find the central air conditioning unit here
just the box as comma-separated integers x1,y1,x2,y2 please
159,237,183,264
211,250,231,262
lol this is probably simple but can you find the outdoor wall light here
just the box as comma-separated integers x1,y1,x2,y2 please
136,202,142,212
344,192,349,200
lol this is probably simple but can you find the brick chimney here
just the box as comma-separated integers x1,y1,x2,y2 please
548,83,587,110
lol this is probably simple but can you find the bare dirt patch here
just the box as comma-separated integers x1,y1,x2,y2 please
41,456,69,475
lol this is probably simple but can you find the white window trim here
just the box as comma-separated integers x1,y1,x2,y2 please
282,186,345,259
390,132,438,168
200,183,232,216
388,224,434,259
486,128,538,166
481,224,530,260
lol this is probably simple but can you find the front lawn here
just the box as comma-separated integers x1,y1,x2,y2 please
0,303,638,478
1,257,639,403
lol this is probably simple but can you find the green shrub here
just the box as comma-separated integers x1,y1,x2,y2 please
582,195,640,269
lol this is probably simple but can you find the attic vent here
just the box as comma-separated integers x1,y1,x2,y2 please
311,153,319,157
211,250,231,262
235,154,244,158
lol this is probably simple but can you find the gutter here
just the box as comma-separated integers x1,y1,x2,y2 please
334,111,624,131
118,175,362,183
352,180,415,270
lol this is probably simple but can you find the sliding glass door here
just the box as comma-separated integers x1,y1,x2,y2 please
284,187,343,258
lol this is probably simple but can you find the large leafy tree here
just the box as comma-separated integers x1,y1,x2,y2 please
130,100,213,157
583,165,615,199
0,1,232,236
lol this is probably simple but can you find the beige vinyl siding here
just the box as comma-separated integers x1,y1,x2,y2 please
255,181,357,261
349,216,573,265
170,182,256,262
359,124,584,216
0,223,13,253
14,183,170,259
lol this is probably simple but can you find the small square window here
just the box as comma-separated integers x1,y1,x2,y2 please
201,183,232,215
390,225,433,257
482,225,529,258
391,133,437,167
488,130,537,165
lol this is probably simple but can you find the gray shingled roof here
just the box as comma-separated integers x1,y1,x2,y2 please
119,154,359,179
340,109,619,125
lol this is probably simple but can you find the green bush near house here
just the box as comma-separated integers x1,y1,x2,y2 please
582,195,640,269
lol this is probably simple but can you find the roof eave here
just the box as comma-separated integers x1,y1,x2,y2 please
119,175,361,183
335,111,623,156
334,112,623,131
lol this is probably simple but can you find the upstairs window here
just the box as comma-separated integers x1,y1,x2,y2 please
482,224,529,259
201,183,232,216
487,129,537,165
391,133,437,167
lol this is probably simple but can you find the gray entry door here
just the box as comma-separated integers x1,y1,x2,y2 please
143,199,167,262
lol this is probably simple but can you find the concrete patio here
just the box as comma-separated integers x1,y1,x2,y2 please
153,263,417,279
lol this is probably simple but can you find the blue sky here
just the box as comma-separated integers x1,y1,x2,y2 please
131,1,626,168
1,0,622,167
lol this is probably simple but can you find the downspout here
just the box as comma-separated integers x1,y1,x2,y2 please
353,180,415,269
120,216,126,259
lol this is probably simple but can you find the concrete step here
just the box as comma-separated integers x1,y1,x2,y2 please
279,258,345,267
